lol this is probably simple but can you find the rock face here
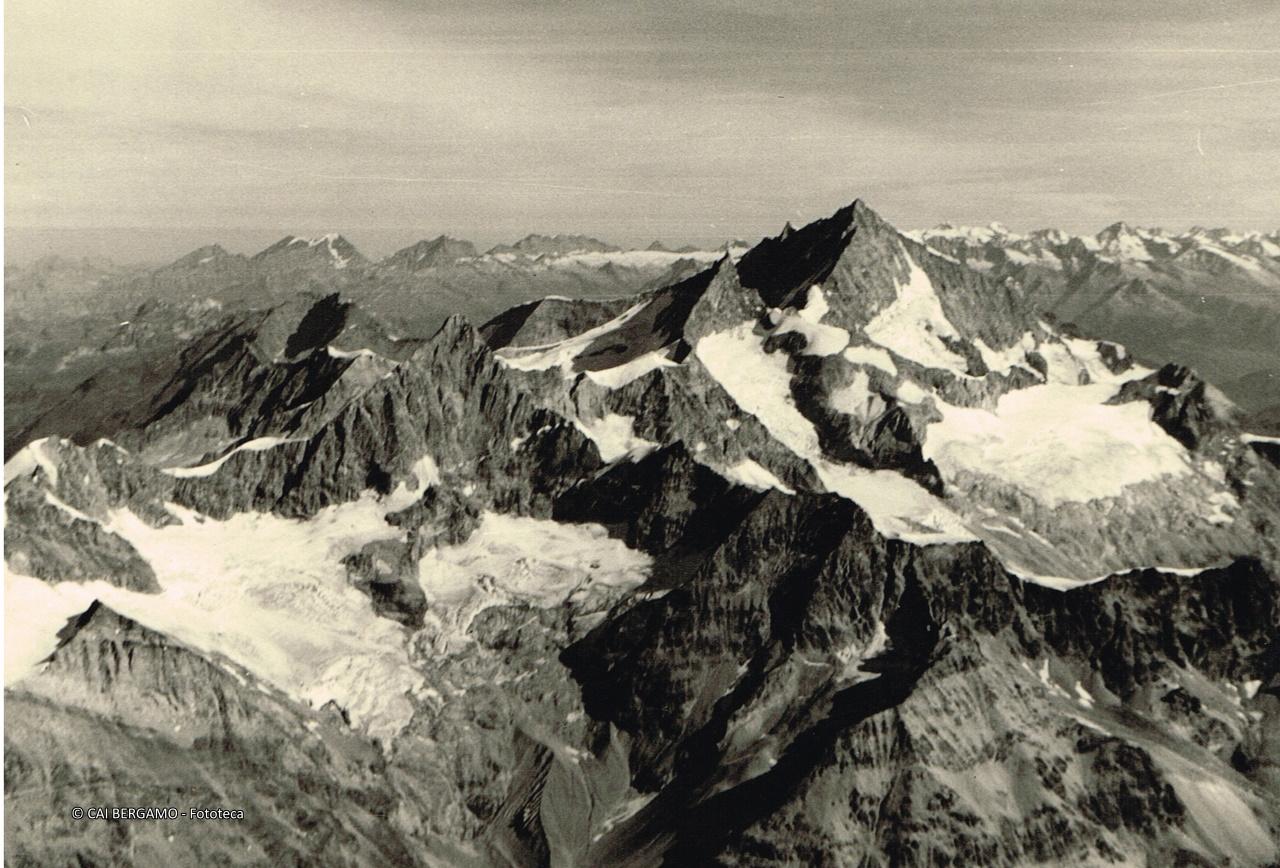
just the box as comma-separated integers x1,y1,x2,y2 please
3,480,160,591
5,199,1279,867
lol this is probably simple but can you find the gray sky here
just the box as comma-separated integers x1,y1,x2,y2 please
5,0,1280,263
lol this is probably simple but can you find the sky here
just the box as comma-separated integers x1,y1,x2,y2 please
5,0,1280,263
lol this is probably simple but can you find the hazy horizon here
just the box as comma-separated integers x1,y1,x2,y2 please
6,0,1280,265
9,205,1280,269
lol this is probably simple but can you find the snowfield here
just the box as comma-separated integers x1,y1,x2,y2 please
415,512,652,654
5,459,442,742
923,383,1194,506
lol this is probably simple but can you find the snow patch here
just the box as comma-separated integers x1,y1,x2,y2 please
326,345,378,360
842,344,898,376
895,380,929,405
574,414,658,463
696,323,820,457
162,437,299,478
829,370,874,418
43,492,96,524
771,285,851,356
864,251,970,374
717,459,795,494
1073,681,1095,708
812,465,975,544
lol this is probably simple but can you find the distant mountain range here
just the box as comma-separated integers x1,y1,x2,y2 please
908,221,1280,414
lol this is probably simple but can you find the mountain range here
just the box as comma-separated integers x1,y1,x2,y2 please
4,200,1280,866
7,214,1277,458
908,221,1280,416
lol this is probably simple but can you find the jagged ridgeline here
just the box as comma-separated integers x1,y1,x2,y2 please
5,200,1279,866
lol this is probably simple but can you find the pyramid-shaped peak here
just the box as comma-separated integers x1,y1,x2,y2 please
682,255,750,339
1097,221,1138,241
736,199,893,306
48,600,160,658
248,291,354,360
385,236,478,269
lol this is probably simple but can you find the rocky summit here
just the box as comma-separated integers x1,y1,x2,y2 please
4,199,1280,867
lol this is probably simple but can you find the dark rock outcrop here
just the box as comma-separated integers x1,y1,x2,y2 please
1109,363,1237,449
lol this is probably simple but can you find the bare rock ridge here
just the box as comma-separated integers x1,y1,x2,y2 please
4,197,1279,866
